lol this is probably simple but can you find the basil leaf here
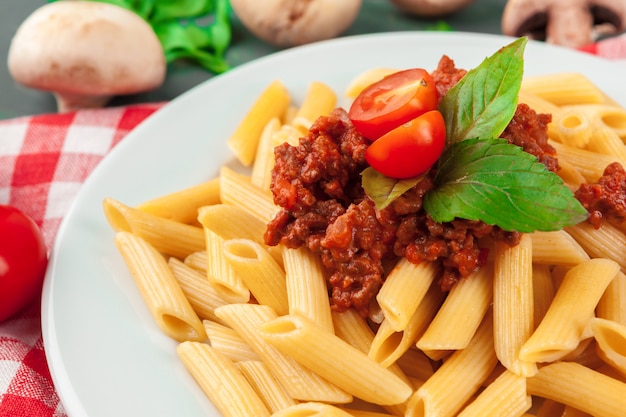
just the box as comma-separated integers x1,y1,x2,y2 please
439,37,527,143
423,138,589,232
361,167,424,210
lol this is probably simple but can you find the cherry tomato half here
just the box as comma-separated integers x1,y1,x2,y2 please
349,68,439,140
0,205,48,322
365,110,446,179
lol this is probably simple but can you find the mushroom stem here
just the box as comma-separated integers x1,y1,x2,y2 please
54,93,113,113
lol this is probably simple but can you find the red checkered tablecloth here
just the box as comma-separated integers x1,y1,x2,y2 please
0,103,164,417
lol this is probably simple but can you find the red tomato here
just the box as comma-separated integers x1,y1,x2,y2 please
365,110,446,179
0,205,48,322
349,68,439,140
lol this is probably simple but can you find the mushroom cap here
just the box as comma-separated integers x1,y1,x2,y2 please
390,0,475,17
8,1,166,97
231,0,363,47
502,0,626,48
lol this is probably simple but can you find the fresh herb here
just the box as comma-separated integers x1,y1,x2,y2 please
361,37,589,232
48,0,232,73
361,167,425,210
439,37,526,143
423,138,589,232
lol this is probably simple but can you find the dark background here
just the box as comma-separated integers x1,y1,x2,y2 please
0,0,508,119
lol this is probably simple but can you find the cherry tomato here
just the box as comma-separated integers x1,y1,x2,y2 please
349,68,439,140
365,110,446,179
0,205,48,322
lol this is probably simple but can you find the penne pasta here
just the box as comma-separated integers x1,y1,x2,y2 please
552,109,592,148
203,228,250,304
259,314,413,406
563,103,626,139
331,307,414,406
104,197,205,259
114,231,206,342
219,166,278,225
251,117,282,190
344,67,398,98
271,402,355,417
531,264,555,328
168,257,229,324
520,258,620,363
203,320,260,362
282,245,334,334
416,263,493,352
566,222,626,270
227,79,291,166
597,271,626,326
215,303,352,403
376,259,440,332
235,360,297,413
197,203,268,245
371,283,444,367
493,235,537,376
549,139,618,182
527,361,626,417
586,119,626,166
404,311,499,417
104,67,626,416
136,178,220,225
223,238,289,316
291,80,338,132
590,317,626,376
529,230,589,266
177,341,271,417
521,73,607,106
456,370,531,417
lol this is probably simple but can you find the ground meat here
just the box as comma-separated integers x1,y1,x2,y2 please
431,55,467,101
575,162,626,228
500,103,559,172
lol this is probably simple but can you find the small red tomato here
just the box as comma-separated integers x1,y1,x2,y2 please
0,205,48,322
365,110,446,179
349,68,439,140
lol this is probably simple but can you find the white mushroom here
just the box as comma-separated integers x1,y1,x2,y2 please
502,0,626,48
389,0,476,17
230,0,363,48
7,1,166,112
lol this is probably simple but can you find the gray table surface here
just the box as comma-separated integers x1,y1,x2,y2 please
0,0,508,119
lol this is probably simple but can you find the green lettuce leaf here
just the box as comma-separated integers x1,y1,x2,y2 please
439,37,526,143
423,138,589,232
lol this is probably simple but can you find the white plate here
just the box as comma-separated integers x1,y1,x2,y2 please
42,32,626,417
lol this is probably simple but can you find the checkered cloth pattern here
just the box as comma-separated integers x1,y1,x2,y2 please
0,103,163,417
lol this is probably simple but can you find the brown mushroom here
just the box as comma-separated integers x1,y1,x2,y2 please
502,0,626,48
7,1,166,112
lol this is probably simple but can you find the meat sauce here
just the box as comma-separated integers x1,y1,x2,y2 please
264,55,616,316
575,162,626,228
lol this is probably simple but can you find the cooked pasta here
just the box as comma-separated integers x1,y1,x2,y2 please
103,67,626,417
